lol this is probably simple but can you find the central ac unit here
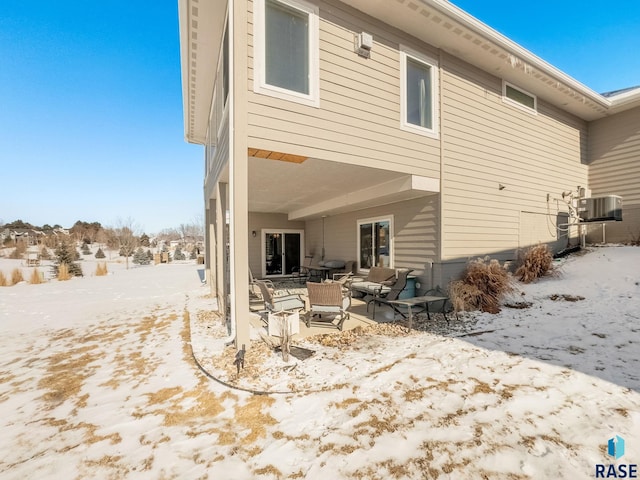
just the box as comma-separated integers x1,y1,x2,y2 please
578,195,623,222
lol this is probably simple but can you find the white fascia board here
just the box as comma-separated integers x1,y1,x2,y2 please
608,87,640,111
419,0,610,108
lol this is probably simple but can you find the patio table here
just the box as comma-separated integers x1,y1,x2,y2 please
308,265,331,281
387,295,449,331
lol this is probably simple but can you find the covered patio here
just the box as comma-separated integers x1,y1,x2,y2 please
244,153,439,283
206,150,440,349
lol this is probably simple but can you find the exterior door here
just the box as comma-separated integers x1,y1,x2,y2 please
262,229,303,277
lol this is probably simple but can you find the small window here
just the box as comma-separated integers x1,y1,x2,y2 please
400,47,439,137
254,0,319,107
357,217,393,271
503,82,536,112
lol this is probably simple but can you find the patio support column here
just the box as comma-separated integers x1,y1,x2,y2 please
205,198,216,294
229,0,251,349
215,182,228,315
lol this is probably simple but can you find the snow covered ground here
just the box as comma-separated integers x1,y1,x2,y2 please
0,246,638,479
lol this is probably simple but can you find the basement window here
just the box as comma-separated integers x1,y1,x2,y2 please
503,81,537,112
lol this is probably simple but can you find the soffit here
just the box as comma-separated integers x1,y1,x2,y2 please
179,0,226,144
247,156,436,219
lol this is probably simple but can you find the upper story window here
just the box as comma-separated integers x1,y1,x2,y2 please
254,0,319,107
503,81,537,113
400,46,439,138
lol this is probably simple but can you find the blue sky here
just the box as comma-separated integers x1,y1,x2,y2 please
0,1,202,234
1,1,639,234
450,0,640,94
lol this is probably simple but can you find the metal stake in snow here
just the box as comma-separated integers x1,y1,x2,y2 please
233,344,246,375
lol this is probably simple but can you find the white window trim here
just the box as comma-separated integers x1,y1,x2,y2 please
261,228,305,278
502,80,537,114
356,216,394,272
400,45,439,138
253,0,320,108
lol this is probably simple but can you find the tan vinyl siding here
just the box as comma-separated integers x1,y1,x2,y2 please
588,107,640,205
587,106,640,243
246,0,441,178
584,205,640,244
303,196,440,289
440,54,587,261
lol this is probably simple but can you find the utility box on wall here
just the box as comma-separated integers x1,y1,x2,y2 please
578,195,623,222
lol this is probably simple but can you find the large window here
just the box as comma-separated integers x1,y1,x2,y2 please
400,47,438,137
503,81,537,113
254,0,319,107
357,217,392,271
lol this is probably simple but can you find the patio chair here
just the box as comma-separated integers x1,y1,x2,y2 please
369,269,413,320
305,281,351,331
255,280,306,314
332,260,355,284
291,254,314,284
249,268,266,298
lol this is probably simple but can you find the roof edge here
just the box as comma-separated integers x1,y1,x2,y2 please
420,0,611,110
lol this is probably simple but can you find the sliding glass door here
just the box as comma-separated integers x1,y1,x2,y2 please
262,229,303,277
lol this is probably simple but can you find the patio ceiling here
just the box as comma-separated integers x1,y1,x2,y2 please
248,156,439,220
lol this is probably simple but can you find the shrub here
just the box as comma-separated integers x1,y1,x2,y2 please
9,242,26,259
515,243,554,283
52,241,83,277
95,247,106,259
30,268,44,284
40,246,52,260
11,268,24,285
449,257,513,313
57,263,71,281
173,247,186,261
0,271,8,286
133,247,150,265
95,262,108,276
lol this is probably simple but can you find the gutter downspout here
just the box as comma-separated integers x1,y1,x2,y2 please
436,48,444,289
226,0,237,348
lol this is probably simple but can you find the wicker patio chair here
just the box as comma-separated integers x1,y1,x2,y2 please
305,281,351,331
255,280,305,313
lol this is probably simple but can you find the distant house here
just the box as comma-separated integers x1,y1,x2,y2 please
178,0,640,347
6,228,43,246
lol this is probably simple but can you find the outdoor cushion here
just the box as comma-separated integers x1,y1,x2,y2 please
323,260,346,268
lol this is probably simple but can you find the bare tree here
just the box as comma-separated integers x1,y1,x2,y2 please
179,215,205,245
110,218,140,269
157,227,181,243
